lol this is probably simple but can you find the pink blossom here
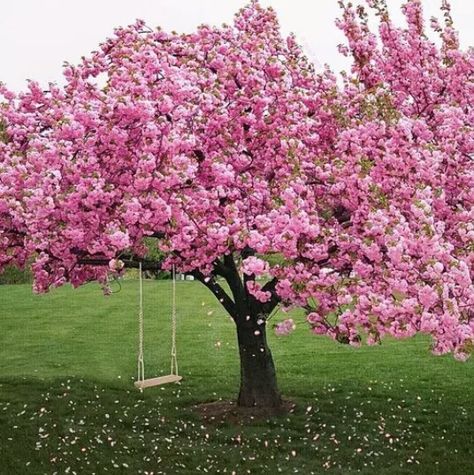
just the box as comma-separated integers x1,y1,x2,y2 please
241,256,269,276
246,281,271,303
275,319,296,336
108,259,125,272
108,231,131,249
418,286,438,310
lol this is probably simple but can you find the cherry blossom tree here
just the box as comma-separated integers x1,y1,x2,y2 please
0,0,472,409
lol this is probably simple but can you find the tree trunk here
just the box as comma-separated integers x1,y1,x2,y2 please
236,318,282,408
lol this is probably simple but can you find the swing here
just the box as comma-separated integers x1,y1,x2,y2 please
134,262,182,390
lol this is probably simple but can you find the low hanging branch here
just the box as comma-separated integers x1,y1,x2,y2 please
77,256,163,271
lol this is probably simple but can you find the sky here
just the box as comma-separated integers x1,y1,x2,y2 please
1,0,473,92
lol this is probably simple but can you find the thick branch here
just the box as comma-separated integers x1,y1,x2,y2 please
212,258,232,279
222,253,248,317
192,270,237,318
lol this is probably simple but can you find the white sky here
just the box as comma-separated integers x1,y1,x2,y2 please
1,0,473,91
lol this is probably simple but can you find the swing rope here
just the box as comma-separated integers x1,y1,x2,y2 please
137,262,145,384
136,262,179,388
170,265,179,376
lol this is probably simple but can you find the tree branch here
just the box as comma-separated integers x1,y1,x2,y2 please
149,231,165,239
261,277,281,315
222,253,248,317
192,270,237,318
78,256,162,271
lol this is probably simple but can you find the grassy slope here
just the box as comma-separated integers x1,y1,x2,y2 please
0,280,472,474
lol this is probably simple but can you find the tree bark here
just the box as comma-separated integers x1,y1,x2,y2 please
236,317,282,408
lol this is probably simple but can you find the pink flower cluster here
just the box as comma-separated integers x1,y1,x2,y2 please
241,256,269,276
246,281,272,303
274,319,296,336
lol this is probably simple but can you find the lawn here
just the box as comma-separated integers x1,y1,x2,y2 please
0,280,473,474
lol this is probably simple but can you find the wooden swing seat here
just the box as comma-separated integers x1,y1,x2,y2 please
134,374,182,390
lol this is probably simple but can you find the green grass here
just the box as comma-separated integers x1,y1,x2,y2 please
0,280,473,474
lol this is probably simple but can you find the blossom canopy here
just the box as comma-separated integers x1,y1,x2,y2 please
0,0,473,361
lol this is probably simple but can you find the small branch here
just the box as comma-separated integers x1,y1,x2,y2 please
315,244,339,267
241,246,255,259
261,277,281,315
149,231,165,239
